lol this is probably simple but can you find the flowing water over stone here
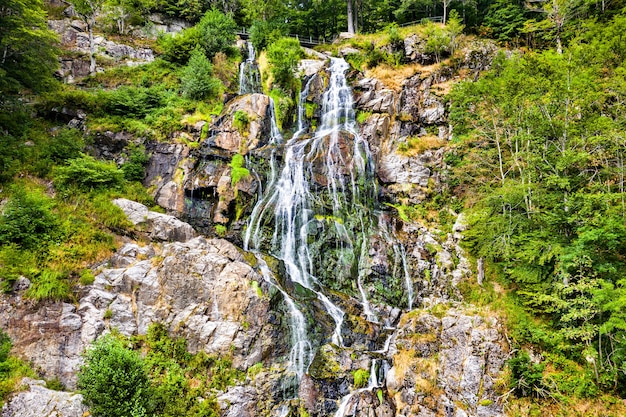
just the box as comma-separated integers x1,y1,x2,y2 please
244,59,410,402
239,42,261,95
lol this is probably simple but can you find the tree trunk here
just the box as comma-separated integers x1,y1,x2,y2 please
347,0,355,34
88,18,96,74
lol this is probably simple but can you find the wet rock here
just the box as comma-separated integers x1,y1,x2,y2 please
299,59,326,77
0,378,87,417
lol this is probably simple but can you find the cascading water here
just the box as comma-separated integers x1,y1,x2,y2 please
239,42,261,95
244,57,412,411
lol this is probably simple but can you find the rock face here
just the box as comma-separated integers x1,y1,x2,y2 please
0,202,276,389
113,198,196,241
1,379,87,417
48,19,154,83
386,309,507,417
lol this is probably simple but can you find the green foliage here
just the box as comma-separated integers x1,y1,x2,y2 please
229,153,250,186
214,224,227,237
78,333,152,417
196,9,237,59
232,110,250,133
508,351,546,398
180,48,221,100
249,20,287,51
0,0,59,96
121,145,149,182
0,329,35,407
449,12,626,400
79,269,95,285
44,128,85,164
266,37,303,92
158,26,201,65
25,269,71,301
483,0,526,44
54,154,125,191
0,187,58,250
268,88,294,130
0,245,38,293
352,368,370,388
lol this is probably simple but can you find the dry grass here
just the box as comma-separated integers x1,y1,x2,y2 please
365,63,439,91
505,396,626,417
399,135,447,156
392,348,416,384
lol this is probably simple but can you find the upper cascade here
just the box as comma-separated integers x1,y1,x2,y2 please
238,42,262,95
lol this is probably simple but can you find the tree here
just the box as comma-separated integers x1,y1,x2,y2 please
197,9,237,59
71,0,106,74
266,37,303,91
77,334,152,417
180,47,221,99
347,0,356,33
0,0,59,95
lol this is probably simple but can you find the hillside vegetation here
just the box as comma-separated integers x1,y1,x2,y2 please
1,0,626,414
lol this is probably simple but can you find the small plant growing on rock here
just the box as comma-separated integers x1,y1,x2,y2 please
353,368,370,388
233,110,250,135
229,153,250,187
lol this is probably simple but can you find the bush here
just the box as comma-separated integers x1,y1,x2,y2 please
25,269,71,301
197,9,237,59
0,187,58,250
158,26,201,65
229,153,250,186
121,145,149,182
77,334,152,417
266,37,303,92
180,48,221,100
44,127,84,163
249,20,287,51
54,154,124,191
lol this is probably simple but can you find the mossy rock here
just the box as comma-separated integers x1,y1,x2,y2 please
308,344,342,379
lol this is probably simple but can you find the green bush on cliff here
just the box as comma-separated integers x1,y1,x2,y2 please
78,334,153,417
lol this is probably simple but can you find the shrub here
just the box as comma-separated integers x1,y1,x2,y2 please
266,38,303,92
121,145,149,182
158,26,201,65
0,245,37,292
229,154,250,186
249,20,287,51
180,48,221,100
353,368,370,388
54,154,124,191
77,334,152,417
232,110,249,133
44,128,85,163
197,9,237,59
0,187,58,250
25,269,71,301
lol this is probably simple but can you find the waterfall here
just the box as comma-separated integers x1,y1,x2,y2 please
239,41,261,95
244,58,408,404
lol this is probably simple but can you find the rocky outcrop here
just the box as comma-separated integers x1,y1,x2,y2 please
0,203,275,389
113,198,196,241
1,379,87,417
386,309,507,417
206,93,273,155
48,19,154,83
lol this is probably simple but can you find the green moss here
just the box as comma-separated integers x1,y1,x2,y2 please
308,345,341,379
479,399,494,406
215,224,227,237
352,368,370,388
229,154,250,187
